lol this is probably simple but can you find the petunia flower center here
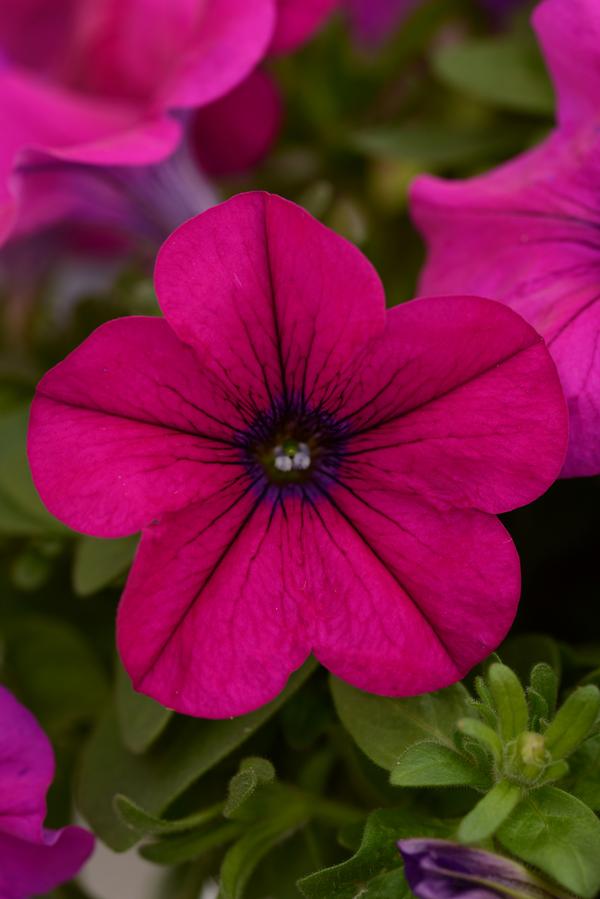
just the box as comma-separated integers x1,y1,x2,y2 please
273,439,311,473
242,404,347,490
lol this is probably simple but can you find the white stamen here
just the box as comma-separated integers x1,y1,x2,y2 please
274,454,293,472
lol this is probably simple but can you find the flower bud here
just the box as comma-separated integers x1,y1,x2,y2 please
398,838,571,899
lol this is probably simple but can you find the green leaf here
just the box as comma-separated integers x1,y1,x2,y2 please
298,808,450,899
220,801,309,899
457,718,503,766
564,733,600,810
544,685,600,759
348,124,515,168
390,741,487,789
529,663,558,718
113,793,223,835
77,659,317,850
73,534,138,596
141,821,243,865
433,33,555,115
1,614,108,735
330,677,470,770
498,787,600,898
458,780,523,843
116,663,173,754
224,757,276,819
487,663,529,741
0,406,66,536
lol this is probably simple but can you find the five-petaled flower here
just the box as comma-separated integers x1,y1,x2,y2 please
411,0,600,478
0,685,94,899
28,192,567,718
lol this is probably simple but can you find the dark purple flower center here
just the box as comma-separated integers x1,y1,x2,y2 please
241,400,348,491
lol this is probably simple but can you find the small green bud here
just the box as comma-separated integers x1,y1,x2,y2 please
511,731,548,782
487,663,529,741
544,684,600,759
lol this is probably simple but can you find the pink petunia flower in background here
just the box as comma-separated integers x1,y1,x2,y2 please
411,0,600,477
28,192,567,718
0,0,336,249
346,0,525,47
0,685,94,899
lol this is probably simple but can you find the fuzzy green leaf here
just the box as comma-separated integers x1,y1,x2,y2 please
487,663,529,741
78,659,316,850
498,787,600,898
544,685,600,759
141,820,243,865
390,741,487,789
220,802,308,899
297,808,450,899
116,664,173,754
458,780,522,843
331,677,470,770
224,757,276,819
113,794,223,836
529,663,558,717
564,734,600,810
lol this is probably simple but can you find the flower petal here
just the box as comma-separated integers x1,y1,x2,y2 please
0,828,94,899
0,686,53,843
534,0,600,130
309,486,520,695
411,133,595,476
155,192,386,415
345,0,419,48
162,0,277,109
0,68,181,243
338,296,567,513
29,317,247,538
269,0,338,54
191,69,283,176
117,487,310,717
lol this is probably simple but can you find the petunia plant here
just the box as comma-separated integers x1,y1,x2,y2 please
331,657,600,898
1,1,599,898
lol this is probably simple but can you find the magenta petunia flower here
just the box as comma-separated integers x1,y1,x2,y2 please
0,0,335,247
0,685,94,899
411,0,600,477
28,193,567,718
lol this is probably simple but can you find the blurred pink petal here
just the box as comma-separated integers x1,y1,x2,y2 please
0,686,94,899
411,0,600,476
191,69,283,176
270,0,338,54
346,0,419,47
0,0,275,245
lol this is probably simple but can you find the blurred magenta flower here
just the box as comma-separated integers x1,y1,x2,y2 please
411,0,600,477
0,685,94,899
346,0,524,45
399,839,566,899
0,0,335,248
28,193,566,718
